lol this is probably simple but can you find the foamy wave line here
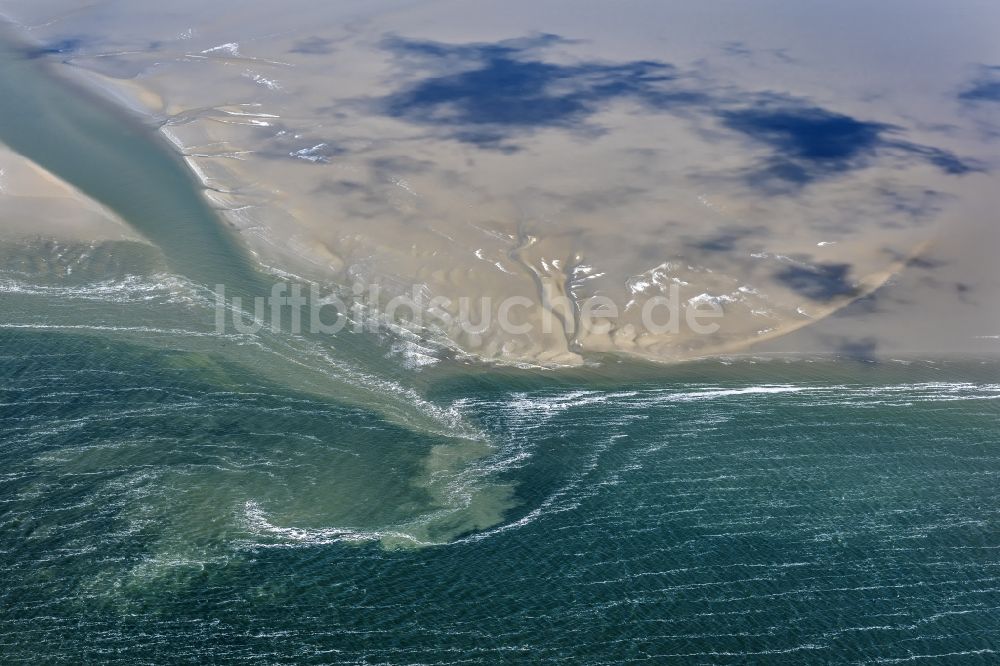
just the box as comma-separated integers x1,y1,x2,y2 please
453,379,1000,543
3,268,483,440
0,273,214,306
255,334,483,441
0,322,231,338
240,500,442,548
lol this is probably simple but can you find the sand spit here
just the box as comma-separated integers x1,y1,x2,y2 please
0,144,140,243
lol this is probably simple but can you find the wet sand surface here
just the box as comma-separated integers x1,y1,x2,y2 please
2,6,1000,662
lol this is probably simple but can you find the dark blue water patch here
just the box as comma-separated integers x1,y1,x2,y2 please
877,186,951,224
721,106,888,162
289,36,335,55
893,142,983,175
375,34,976,179
774,262,857,301
688,225,769,253
377,34,703,148
719,103,981,188
959,65,1000,103
384,32,565,62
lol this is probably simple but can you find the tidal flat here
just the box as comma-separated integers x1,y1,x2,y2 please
0,2,999,663
3,0,998,365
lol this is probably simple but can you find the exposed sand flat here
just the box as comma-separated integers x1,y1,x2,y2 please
4,0,996,364
0,143,140,242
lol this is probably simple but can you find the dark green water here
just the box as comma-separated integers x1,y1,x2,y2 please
2,331,999,663
0,24,999,665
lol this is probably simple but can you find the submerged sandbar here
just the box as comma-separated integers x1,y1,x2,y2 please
2,0,997,365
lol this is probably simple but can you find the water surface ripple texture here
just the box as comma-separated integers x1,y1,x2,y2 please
0,3,998,664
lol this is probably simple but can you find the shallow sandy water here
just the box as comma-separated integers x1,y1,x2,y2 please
1,6,999,661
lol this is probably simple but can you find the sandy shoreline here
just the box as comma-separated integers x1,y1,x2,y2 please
1,0,996,366
0,143,140,243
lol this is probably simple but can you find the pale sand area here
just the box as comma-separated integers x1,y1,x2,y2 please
0,143,157,285
0,142,139,242
4,0,997,364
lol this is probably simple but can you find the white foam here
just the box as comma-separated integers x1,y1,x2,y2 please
0,273,213,306
241,500,440,547
289,144,329,163
201,42,240,56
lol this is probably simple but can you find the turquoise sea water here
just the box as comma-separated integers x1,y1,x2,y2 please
0,24,999,665
2,332,999,663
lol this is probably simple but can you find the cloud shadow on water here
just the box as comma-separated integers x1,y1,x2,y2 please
376,34,704,148
775,262,858,301
371,34,981,185
688,225,769,253
718,102,981,189
959,66,1000,103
